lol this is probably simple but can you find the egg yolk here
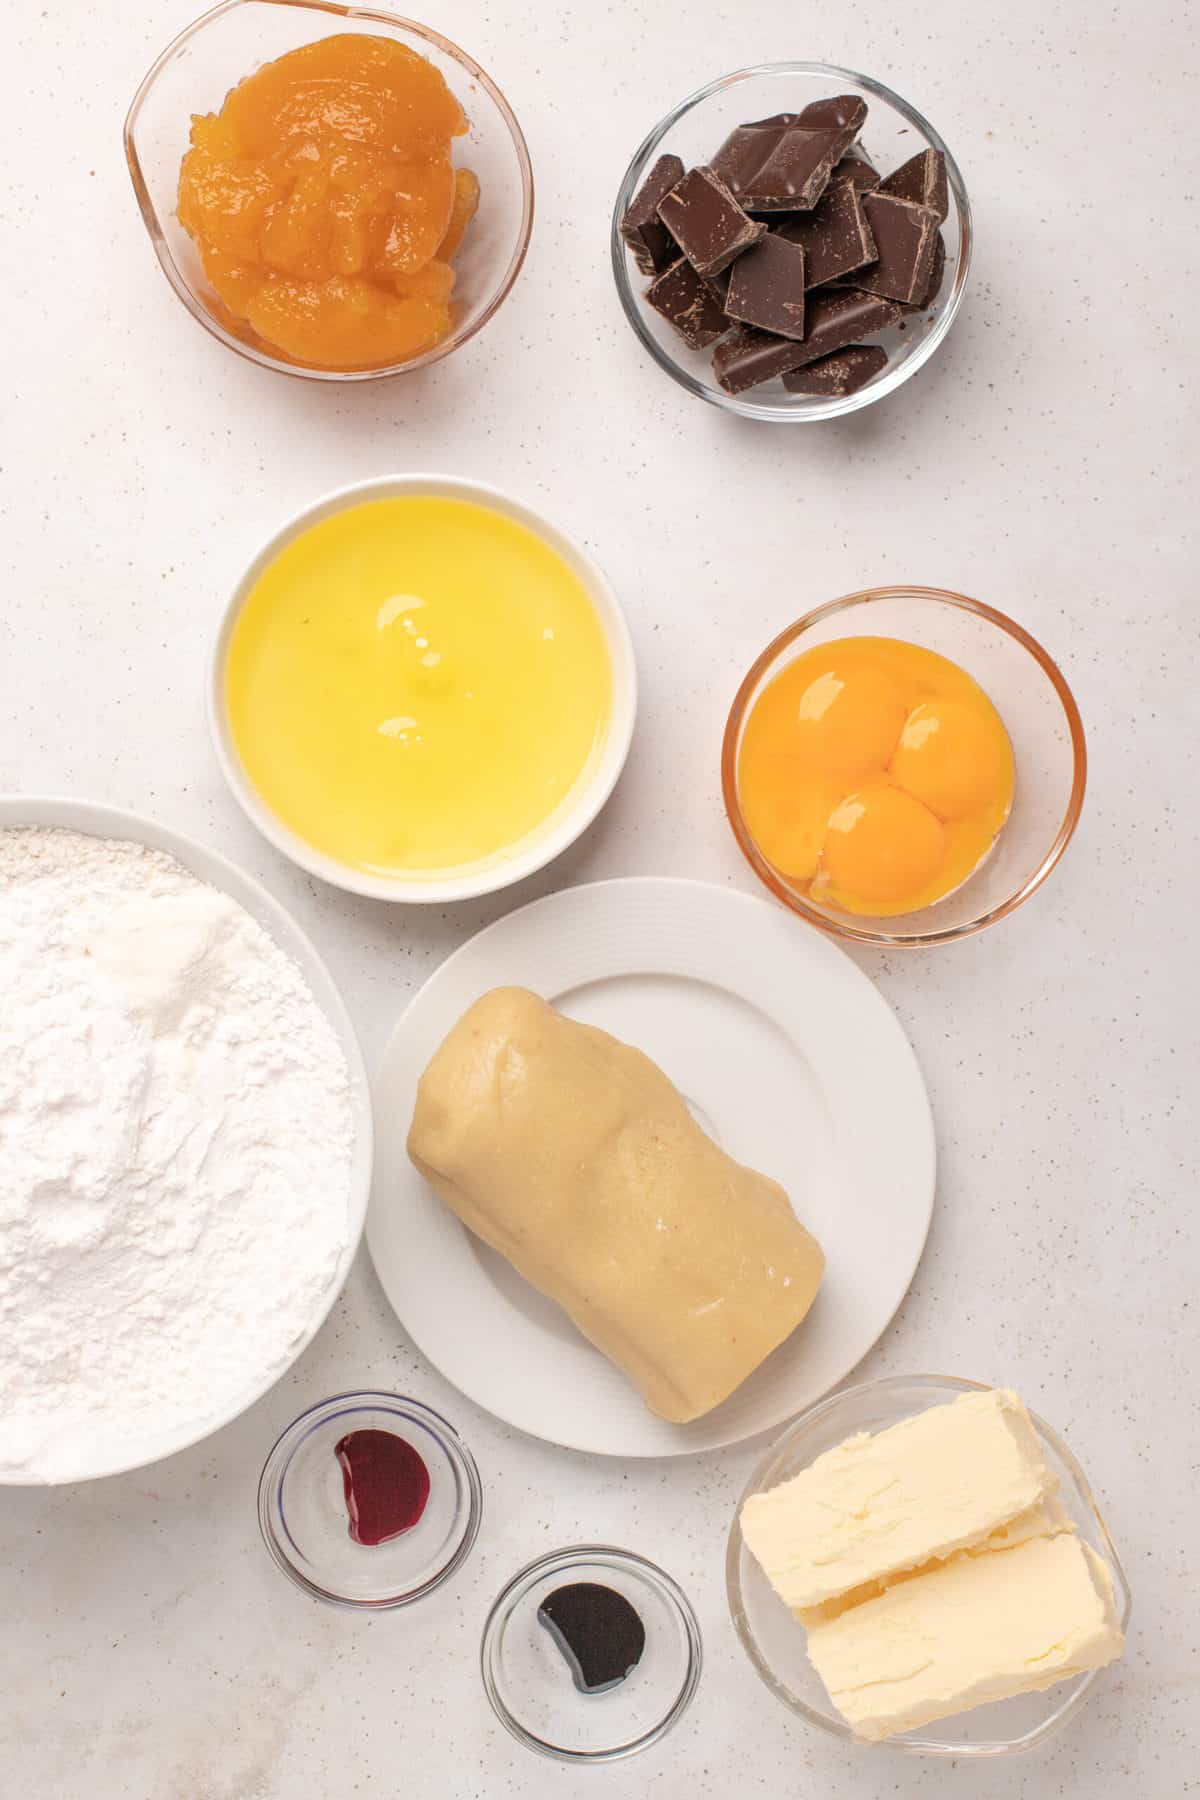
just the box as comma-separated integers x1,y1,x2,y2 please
888,697,1015,822
176,35,478,371
738,769,843,881
746,659,908,786
735,637,1015,917
817,783,945,908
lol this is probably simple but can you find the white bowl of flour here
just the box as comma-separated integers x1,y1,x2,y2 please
0,797,372,1485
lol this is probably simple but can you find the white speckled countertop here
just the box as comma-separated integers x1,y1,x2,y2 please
2,0,1196,1793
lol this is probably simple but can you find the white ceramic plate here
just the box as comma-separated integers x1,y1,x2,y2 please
0,797,373,1485
366,878,935,1457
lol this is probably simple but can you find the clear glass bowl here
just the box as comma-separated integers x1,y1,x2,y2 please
611,63,970,422
258,1392,482,1608
124,0,533,380
726,1375,1132,1757
721,587,1087,946
480,1546,702,1763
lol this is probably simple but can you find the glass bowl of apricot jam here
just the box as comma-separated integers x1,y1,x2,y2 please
721,589,1087,947
124,0,533,380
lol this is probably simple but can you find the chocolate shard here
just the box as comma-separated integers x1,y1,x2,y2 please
854,194,940,304
774,181,877,288
724,234,807,338
712,324,810,394
738,112,801,129
646,256,731,349
796,94,869,135
710,116,846,212
657,165,766,277
703,265,732,305
619,154,685,277
826,152,879,192
907,231,946,310
877,148,948,222
714,286,903,392
783,343,888,397
785,286,903,367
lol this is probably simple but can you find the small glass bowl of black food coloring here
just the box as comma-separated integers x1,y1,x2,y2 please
481,1545,702,1762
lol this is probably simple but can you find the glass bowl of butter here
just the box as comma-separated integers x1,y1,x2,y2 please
726,1374,1131,1756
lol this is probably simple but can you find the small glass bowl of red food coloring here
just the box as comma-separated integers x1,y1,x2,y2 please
258,1392,482,1609
481,1546,703,1763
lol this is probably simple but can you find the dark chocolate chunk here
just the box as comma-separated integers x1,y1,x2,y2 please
646,256,730,349
619,154,685,277
854,195,940,304
737,112,800,129
774,181,877,288
537,1584,646,1696
710,117,845,212
724,234,807,338
796,94,868,135
827,152,879,192
908,231,946,310
783,343,888,397
785,286,904,367
877,148,948,222
703,265,732,305
657,165,766,277
712,324,811,394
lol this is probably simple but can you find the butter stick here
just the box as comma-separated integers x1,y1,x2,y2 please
795,1492,1075,1627
804,1533,1124,1741
739,1389,1055,1610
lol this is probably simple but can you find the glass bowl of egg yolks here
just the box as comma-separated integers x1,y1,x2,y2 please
124,0,533,379
722,589,1086,948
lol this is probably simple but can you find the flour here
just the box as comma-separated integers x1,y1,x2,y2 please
0,827,356,1482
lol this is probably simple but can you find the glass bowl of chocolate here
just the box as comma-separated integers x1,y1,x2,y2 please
611,64,970,420
125,0,533,380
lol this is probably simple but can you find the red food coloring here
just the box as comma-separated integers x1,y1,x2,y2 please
334,1429,430,1546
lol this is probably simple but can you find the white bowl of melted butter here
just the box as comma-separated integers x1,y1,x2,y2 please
209,476,638,903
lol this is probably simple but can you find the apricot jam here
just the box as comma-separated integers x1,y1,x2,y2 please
176,34,479,370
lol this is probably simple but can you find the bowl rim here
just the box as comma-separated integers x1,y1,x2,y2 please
720,586,1088,945
479,1543,704,1763
257,1389,483,1609
207,473,639,903
725,1372,1133,1756
123,0,535,382
0,795,373,1486
610,60,972,422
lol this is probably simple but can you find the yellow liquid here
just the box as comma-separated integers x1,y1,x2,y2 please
225,497,614,875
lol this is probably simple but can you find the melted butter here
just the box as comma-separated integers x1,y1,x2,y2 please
225,496,613,875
